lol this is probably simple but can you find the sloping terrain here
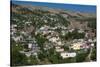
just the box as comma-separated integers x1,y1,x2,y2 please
11,3,96,66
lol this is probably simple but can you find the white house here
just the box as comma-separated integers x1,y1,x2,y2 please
49,37,58,43
28,43,32,49
57,41,63,46
78,29,84,33
12,35,23,42
19,51,31,57
55,47,64,52
88,39,93,42
60,52,76,59
69,29,74,32
91,43,94,47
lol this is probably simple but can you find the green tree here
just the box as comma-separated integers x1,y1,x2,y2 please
35,34,47,50
11,49,28,66
90,43,96,61
28,55,39,65
76,52,89,62
87,18,96,29
11,40,28,66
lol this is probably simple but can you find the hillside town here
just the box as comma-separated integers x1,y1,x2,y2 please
11,3,96,66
